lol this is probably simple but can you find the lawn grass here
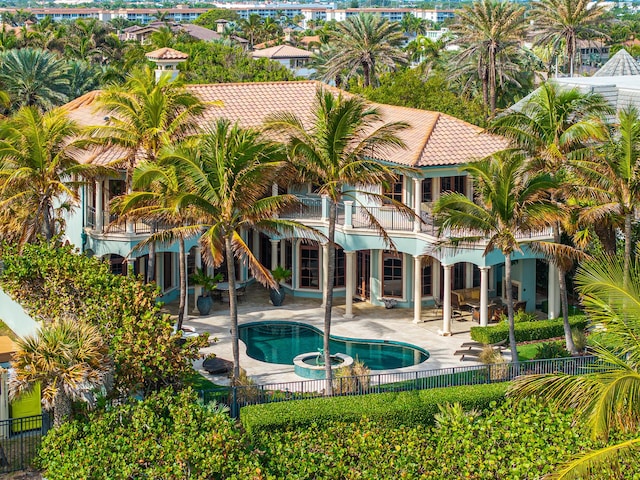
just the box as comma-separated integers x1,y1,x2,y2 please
517,343,539,361
185,371,224,391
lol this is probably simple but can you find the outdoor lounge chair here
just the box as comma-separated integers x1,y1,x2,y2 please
458,338,507,351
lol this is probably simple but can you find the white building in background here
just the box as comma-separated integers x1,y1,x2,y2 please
252,45,315,78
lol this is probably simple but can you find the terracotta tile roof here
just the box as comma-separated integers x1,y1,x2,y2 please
252,45,313,60
145,47,189,60
64,81,507,167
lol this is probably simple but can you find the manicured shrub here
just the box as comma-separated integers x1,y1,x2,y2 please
533,341,570,360
470,315,588,344
37,389,261,480
252,398,635,480
240,383,508,434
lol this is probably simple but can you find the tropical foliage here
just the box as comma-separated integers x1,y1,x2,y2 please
317,13,406,88
511,256,640,478
530,0,609,76
0,106,93,244
10,319,110,427
0,241,207,397
433,152,557,360
133,120,300,381
265,89,410,386
449,0,526,117
490,82,612,352
37,386,639,479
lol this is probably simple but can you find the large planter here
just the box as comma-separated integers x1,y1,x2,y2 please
196,295,213,315
270,287,286,307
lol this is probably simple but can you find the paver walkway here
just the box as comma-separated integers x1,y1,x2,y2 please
164,283,486,386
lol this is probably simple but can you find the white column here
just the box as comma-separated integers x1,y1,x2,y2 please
432,177,441,202
479,266,490,327
548,262,560,319
280,239,286,269
194,246,202,312
413,178,421,233
270,239,279,271
440,264,452,336
344,201,353,228
95,179,103,232
322,242,329,307
465,263,473,288
413,255,422,323
344,251,355,318
321,195,329,221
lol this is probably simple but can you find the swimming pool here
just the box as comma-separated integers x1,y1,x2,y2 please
238,321,429,370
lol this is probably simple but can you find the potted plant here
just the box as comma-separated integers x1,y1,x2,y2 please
270,266,291,307
191,268,223,315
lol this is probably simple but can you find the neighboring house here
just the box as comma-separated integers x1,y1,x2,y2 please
120,21,248,47
61,76,556,336
578,39,610,68
252,45,315,77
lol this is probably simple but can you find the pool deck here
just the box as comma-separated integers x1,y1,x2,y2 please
164,284,505,387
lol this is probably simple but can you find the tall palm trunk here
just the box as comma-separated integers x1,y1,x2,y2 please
624,212,632,287
568,34,575,77
553,224,577,354
225,235,240,382
323,201,337,395
504,254,518,364
362,62,372,88
488,45,497,117
53,390,72,427
176,237,186,331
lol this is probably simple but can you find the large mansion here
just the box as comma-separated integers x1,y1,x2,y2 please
61,79,558,336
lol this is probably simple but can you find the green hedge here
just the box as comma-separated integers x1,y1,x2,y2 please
241,383,508,434
470,315,588,344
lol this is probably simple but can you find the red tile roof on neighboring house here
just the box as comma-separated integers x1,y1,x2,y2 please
145,47,189,60
64,81,506,168
252,45,313,60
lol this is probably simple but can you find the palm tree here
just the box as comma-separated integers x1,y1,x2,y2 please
449,0,526,117
111,161,196,331
0,48,69,112
149,26,176,49
530,0,608,77
90,67,205,283
239,14,263,47
319,13,407,88
265,89,411,389
490,82,611,353
405,34,451,75
433,151,557,362
573,106,640,282
510,256,640,478
149,120,304,382
0,107,95,243
10,319,111,427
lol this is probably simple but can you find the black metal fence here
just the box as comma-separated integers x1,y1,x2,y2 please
199,356,602,418
0,414,51,474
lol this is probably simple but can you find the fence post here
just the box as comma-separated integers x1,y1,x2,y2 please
231,386,238,419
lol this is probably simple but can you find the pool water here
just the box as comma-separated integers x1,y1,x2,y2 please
239,321,429,370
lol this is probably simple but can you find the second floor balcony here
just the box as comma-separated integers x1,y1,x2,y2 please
85,195,552,243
